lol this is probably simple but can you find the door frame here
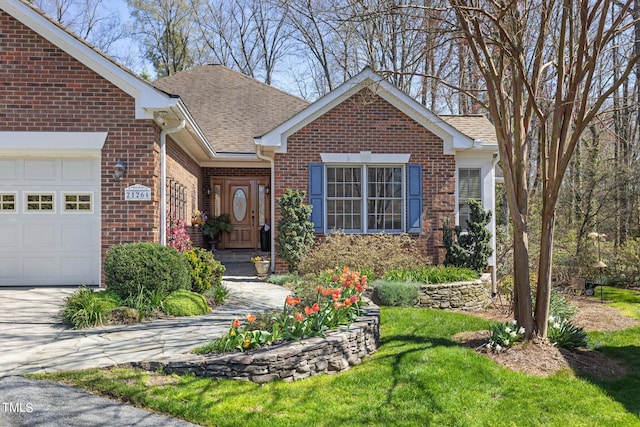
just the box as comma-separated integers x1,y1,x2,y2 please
210,176,269,249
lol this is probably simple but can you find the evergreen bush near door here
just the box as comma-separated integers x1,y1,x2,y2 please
275,189,315,273
443,199,492,272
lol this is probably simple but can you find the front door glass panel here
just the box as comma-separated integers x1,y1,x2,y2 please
233,188,247,222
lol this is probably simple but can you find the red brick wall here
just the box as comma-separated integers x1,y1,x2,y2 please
273,90,456,272
0,11,203,283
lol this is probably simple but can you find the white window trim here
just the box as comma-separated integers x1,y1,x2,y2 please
457,168,483,228
24,192,56,213
0,191,18,213
321,152,411,164
62,191,94,214
325,163,406,233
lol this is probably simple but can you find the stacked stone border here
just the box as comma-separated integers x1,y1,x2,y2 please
416,274,492,310
133,303,380,384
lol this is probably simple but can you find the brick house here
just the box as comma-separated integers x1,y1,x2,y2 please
0,0,498,287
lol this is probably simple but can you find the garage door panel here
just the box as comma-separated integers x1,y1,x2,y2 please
0,223,19,248
0,258,19,281
61,223,98,248
23,257,58,280
25,159,56,180
61,256,98,282
0,159,18,180
62,158,98,180
23,225,57,248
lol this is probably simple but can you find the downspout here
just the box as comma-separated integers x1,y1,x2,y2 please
255,144,275,273
160,120,186,245
490,152,500,296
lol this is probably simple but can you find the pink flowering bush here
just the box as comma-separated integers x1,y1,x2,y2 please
198,267,368,354
167,215,193,252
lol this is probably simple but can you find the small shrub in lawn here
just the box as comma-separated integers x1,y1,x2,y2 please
183,248,225,294
547,316,588,350
383,265,478,283
163,290,210,317
61,287,121,329
298,233,426,279
486,320,525,351
104,242,190,299
372,280,421,307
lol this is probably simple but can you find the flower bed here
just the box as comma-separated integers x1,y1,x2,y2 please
132,303,379,383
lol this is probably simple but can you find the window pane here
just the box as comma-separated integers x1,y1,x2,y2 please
326,166,362,231
459,169,481,229
366,166,403,231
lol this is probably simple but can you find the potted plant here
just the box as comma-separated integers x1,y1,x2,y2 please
251,255,271,278
203,213,233,250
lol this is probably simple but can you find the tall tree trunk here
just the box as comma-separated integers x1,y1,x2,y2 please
535,197,557,337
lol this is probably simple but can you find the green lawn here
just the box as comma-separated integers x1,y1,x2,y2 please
34,289,640,427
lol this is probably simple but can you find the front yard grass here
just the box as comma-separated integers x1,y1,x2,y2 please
35,294,640,427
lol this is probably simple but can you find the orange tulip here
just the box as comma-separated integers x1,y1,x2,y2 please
232,319,241,328
286,295,300,306
295,312,305,322
246,314,256,323
304,305,313,315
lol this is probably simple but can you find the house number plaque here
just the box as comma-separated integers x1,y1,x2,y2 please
124,184,151,201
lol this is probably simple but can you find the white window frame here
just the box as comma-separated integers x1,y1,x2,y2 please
325,163,406,233
62,192,94,214
24,192,55,213
0,192,18,213
458,168,482,229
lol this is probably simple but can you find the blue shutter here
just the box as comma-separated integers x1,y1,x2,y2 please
407,164,422,233
308,163,324,233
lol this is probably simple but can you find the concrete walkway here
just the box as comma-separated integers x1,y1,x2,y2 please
0,268,290,377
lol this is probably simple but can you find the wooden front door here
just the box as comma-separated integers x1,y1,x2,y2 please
221,178,270,249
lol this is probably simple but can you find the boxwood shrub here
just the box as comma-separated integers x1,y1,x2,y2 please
104,242,191,299
163,290,210,317
372,280,421,307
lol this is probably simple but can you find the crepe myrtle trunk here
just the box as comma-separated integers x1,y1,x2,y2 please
535,192,558,337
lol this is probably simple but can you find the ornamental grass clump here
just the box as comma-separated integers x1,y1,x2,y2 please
486,320,526,352
197,267,368,354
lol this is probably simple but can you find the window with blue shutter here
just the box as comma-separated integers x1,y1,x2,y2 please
308,163,324,232
406,164,423,233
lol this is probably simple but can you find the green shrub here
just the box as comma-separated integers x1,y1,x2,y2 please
204,283,229,305
443,199,492,272
163,290,210,317
104,242,191,299
547,316,588,349
275,189,315,273
183,248,225,294
61,287,121,329
383,265,478,283
298,233,426,278
109,306,140,324
372,280,421,307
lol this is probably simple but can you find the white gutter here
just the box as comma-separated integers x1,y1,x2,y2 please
255,144,275,273
490,153,500,295
160,120,186,245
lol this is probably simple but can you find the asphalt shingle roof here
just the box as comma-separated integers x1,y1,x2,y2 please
441,115,498,145
154,65,309,153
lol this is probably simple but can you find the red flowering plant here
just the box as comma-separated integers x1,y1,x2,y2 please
203,267,368,353
167,214,193,253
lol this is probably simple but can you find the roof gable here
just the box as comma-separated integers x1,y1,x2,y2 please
154,65,309,153
0,0,215,162
255,68,494,155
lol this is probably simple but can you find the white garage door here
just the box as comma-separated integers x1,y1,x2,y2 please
0,157,101,286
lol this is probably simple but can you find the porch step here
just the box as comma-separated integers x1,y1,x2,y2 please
213,249,270,264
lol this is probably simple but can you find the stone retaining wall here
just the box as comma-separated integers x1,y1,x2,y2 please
416,277,491,310
133,304,379,384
